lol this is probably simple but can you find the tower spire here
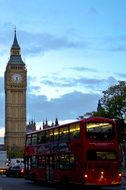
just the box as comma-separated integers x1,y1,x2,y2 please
11,28,20,55
8,29,24,65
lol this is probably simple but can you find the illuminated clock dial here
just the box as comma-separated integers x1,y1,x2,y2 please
11,73,22,83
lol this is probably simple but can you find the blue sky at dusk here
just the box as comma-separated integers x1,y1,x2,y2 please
0,0,126,141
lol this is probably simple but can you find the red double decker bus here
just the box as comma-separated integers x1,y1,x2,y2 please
24,117,122,187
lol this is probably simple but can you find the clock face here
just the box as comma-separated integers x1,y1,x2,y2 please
11,73,22,83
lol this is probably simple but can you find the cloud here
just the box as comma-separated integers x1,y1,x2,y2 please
102,35,126,52
0,128,4,137
0,28,89,57
1,26,126,59
0,137,4,144
0,77,4,128
18,30,88,56
66,66,98,72
77,76,117,90
41,74,117,90
20,32,126,54
27,91,100,123
0,77,4,94
87,7,98,16
0,73,119,134
26,75,117,123
107,45,126,52
115,72,126,78
27,76,41,93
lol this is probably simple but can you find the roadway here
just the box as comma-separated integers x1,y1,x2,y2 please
0,175,126,190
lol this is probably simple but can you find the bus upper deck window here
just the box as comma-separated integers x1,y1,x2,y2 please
70,124,80,140
59,126,69,141
54,128,59,141
38,131,46,143
32,134,37,145
45,130,50,142
50,130,54,142
86,122,114,140
26,135,31,145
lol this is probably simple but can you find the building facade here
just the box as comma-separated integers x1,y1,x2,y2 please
26,120,36,132
4,30,27,158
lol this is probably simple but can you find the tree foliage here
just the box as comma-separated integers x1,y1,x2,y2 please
78,81,126,142
100,81,126,120
81,81,126,120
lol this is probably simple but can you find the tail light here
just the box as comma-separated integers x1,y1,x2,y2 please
20,168,24,173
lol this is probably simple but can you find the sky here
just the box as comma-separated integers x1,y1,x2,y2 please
0,0,126,142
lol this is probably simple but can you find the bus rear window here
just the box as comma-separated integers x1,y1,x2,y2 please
86,122,114,140
87,150,117,160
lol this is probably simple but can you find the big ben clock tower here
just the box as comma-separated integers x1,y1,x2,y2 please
4,30,27,158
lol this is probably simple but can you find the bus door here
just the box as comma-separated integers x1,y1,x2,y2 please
24,156,31,178
46,156,53,181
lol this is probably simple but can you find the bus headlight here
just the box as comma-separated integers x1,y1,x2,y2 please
101,171,104,175
84,174,88,178
118,172,122,177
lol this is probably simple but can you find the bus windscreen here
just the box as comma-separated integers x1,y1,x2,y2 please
87,150,117,160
